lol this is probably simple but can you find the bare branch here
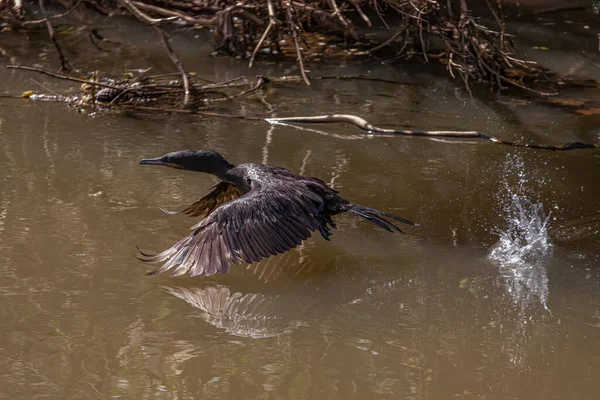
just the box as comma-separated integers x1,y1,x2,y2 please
249,0,277,68
130,1,213,26
119,0,191,107
285,1,310,85
153,26,191,107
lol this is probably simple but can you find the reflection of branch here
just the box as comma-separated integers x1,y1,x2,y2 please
267,120,367,140
29,77,60,95
266,114,600,151
110,104,263,120
39,0,70,71
163,286,289,338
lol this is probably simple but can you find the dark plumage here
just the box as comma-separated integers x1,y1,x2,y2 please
138,150,414,277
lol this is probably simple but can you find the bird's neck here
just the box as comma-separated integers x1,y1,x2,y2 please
210,161,236,181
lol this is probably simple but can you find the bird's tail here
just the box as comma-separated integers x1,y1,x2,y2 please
345,204,415,233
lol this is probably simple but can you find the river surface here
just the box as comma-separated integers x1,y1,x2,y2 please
1,13,600,400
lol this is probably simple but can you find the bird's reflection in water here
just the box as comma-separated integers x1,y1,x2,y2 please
163,284,331,339
162,250,340,338
241,243,328,283
205,239,343,286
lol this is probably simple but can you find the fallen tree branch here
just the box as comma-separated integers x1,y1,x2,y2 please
266,114,600,151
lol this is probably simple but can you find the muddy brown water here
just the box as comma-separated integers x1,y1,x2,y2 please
1,14,600,400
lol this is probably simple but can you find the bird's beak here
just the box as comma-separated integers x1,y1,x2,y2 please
139,157,166,166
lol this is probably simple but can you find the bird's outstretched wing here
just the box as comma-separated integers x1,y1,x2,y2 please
160,181,242,218
138,184,324,277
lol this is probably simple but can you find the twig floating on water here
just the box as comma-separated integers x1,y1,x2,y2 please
266,114,599,151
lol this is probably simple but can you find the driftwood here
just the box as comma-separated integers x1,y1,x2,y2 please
266,114,600,151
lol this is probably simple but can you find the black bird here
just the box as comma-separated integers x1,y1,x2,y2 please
138,150,414,277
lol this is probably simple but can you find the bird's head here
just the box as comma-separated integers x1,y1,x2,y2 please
140,150,232,174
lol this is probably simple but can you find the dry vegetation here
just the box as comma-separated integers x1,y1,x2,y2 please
1,0,553,93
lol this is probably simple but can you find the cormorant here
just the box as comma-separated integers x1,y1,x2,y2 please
138,150,414,277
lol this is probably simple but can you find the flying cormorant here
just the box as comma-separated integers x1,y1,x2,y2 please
138,150,413,277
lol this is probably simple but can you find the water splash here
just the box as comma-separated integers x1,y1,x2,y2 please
488,154,552,310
